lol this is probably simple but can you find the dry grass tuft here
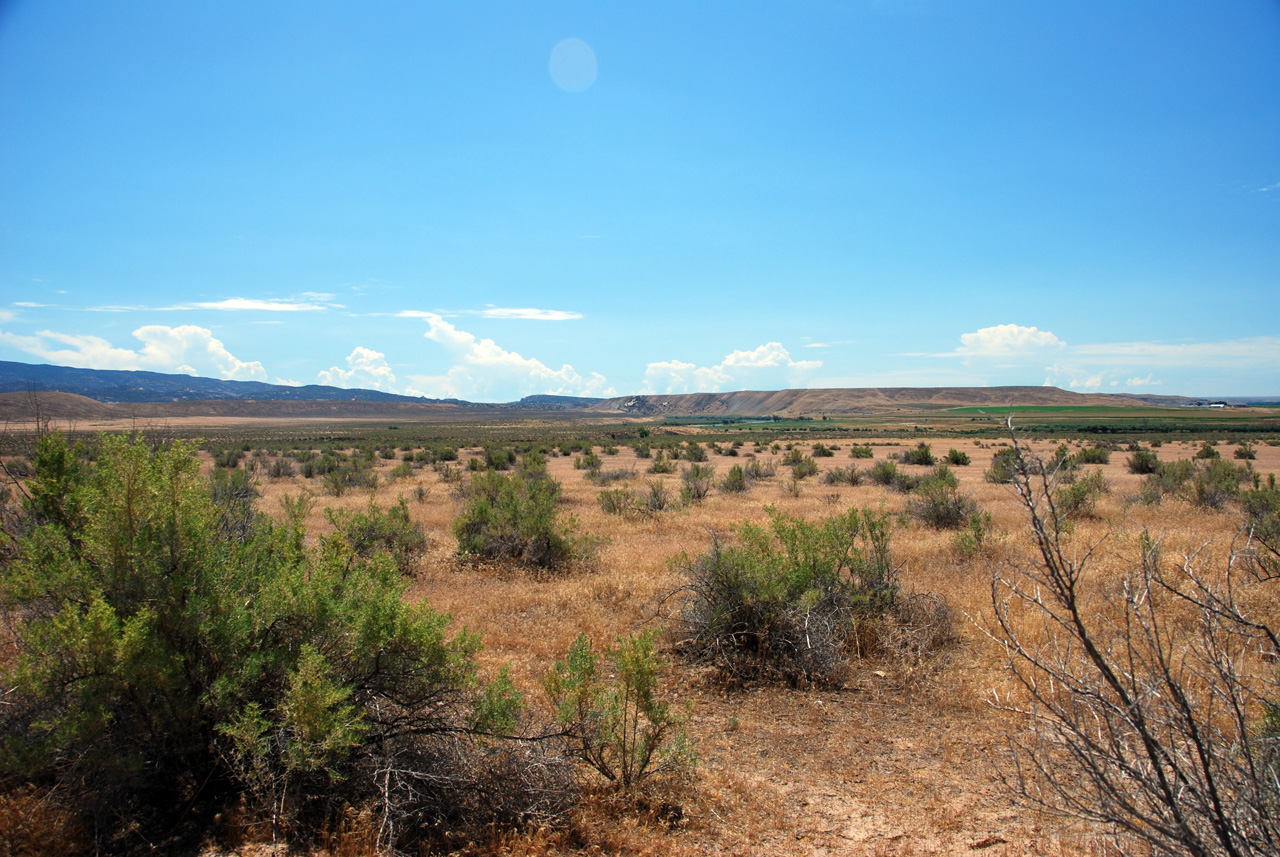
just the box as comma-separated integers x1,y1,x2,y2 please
0,787,86,857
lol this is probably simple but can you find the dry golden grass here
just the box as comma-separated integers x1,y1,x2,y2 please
216,438,1280,855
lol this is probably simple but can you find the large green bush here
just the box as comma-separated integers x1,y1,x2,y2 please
0,433,557,852
899,442,936,466
1127,448,1161,474
453,470,579,569
908,471,978,530
672,507,897,685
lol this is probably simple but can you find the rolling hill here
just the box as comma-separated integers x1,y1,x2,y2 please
0,360,1256,426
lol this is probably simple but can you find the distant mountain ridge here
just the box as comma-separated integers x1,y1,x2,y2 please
0,360,1270,424
0,360,452,404
585,387,1207,416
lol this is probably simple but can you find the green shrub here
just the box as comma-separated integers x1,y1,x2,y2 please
267,456,297,479
820,465,862,486
521,449,547,474
908,479,978,530
952,510,1001,558
1235,443,1257,461
1047,444,1080,482
597,488,638,516
633,442,651,459
812,443,835,458
1072,446,1111,465
1191,458,1248,510
1243,477,1280,566
672,507,896,685
720,464,749,494
1127,449,1161,474
0,433,553,850
642,480,672,513
684,442,708,463
849,445,874,459
869,460,899,486
791,455,819,480
326,497,429,574
900,443,936,466
589,466,635,486
573,451,603,475
483,447,516,471
648,450,676,474
945,449,971,466
1140,458,1196,504
209,465,259,542
387,461,415,481
680,463,715,503
544,633,693,791
1194,442,1221,461
920,463,959,490
744,456,777,480
454,470,579,569
321,457,376,496
890,469,921,493
782,447,805,466
1054,470,1108,520
985,447,1024,484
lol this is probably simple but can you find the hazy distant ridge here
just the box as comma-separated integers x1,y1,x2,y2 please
588,387,1205,417
0,361,452,404
3,361,1262,423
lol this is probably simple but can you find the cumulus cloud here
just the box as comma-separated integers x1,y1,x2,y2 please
1121,375,1161,388
317,347,398,391
642,343,822,394
958,324,1065,354
400,313,611,401
0,325,267,380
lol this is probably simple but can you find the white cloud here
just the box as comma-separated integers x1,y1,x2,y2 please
958,324,1065,354
317,347,398,391
0,325,267,380
165,298,327,312
470,307,583,321
274,377,303,387
642,343,822,394
0,310,13,322
402,313,611,401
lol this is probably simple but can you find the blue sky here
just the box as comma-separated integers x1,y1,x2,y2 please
1,1,1277,401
